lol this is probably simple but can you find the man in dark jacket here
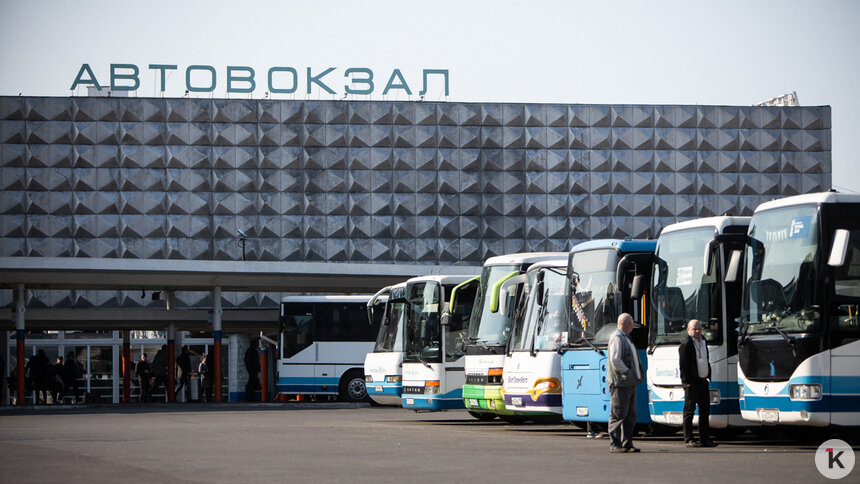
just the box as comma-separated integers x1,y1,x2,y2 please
244,339,260,402
607,313,643,453
678,319,717,447
175,346,192,402
62,351,80,404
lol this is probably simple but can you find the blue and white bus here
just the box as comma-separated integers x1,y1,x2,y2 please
401,275,479,411
735,192,860,427
277,295,381,402
646,216,750,430
364,282,408,406
560,239,657,427
499,258,569,418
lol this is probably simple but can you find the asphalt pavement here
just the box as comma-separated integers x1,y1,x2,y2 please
0,403,856,483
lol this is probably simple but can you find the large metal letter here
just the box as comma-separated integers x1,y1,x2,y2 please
110,64,140,91
420,69,449,96
344,68,374,95
382,69,412,96
69,64,101,91
227,66,256,93
148,64,177,92
268,67,298,94
307,67,336,94
186,65,217,93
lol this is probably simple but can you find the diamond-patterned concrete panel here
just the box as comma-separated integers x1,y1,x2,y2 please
1,97,831,308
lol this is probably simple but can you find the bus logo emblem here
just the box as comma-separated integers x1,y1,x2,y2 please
576,376,583,389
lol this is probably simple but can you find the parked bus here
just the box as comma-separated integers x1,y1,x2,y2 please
734,192,860,427
560,239,656,428
364,282,408,406
646,216,750,432
499,258,569,418
277,295,381,402
401,275,479,411
462,253,567,421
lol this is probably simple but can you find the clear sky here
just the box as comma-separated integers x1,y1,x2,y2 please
1,0,858,193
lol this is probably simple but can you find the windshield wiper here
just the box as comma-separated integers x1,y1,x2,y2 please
414,354,432,369
468,337,490,349
574,337,604,356
762,325,797,346
738,320,759,348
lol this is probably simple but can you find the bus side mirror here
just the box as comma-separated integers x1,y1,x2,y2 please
498,274,527,316
725,249,742,283
828,229,850,267
703,237,716,276
630,275,644,299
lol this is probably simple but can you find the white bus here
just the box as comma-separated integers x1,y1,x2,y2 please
499,258,569,418
364,282,408,406
646,216,751,431
277,295,381,402
462,253,567,420
734,192,860,427
401,275,479,411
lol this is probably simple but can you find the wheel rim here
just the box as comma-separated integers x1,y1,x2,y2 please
347,378,367,400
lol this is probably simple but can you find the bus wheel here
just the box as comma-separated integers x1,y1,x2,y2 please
339,370,369,403
500,415,528,424
468,411,497,421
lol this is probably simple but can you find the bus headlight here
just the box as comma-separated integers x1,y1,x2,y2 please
385,375,402,383
425,381,441,395
789,384,822,400
738,384,744,399
365,375,373,383
709,389,720,404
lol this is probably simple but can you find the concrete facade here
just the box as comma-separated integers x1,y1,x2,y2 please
0,97,832,309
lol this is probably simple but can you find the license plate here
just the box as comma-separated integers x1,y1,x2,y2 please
576,407,588,417
374,385,383,393
406,398,415,405
760,409,779,423
666,412,683,425
469,399,479,407
511,397,523,406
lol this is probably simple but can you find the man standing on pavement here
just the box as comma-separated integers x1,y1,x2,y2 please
607,312,643,453
174,346,192,402
244,339,260,402
679,319,717,447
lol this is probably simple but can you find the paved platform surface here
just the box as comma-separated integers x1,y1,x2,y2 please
0,404,856,483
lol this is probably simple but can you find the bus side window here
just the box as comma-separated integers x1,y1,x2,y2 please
834,229,860,298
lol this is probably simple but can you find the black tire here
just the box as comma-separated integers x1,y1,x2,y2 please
500,415,528,424
528,414,563,424
339,370,369,403
468,411,497,421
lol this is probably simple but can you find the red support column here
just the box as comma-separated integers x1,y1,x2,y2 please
122,337,131,403
15,284,25,406
260,345,268,402
16,330,25,406
167,341,175,403
214,337,222,402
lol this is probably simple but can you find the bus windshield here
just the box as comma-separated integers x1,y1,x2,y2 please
373,300,406,353
743,205,821,335
651,228,721,345
568,249,622,346
468,264,520,346
404,281,442,363
511,267,568,352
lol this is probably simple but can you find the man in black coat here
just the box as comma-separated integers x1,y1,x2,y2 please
678,319,717,447
244,339,260,402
